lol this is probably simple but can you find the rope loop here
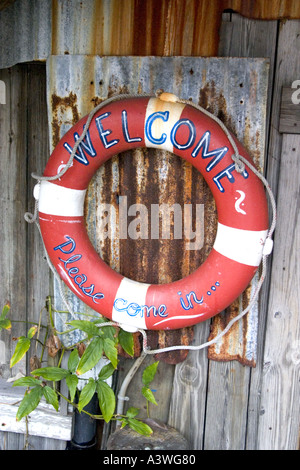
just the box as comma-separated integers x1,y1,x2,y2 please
231,153,246,173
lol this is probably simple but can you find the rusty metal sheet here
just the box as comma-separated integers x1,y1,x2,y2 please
3,0,300,70
46,55,269,364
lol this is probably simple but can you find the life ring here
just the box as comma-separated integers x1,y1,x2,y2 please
36,93,269,332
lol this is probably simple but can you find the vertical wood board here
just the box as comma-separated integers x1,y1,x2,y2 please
255,19,300,450
279,86,300,134
257,133,300,450
0,64,65,450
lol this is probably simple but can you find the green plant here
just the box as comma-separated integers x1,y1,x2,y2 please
1,299,158,436
0,303,11,332
142,361,159,417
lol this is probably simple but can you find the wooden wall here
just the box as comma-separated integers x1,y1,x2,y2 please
0,4,299,451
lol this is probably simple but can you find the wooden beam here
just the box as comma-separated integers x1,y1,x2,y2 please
279,86,300,134
0,380,72,441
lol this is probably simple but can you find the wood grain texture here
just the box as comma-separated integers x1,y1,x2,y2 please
279,86,300,134
257,134,300,450
0,66,28,380
207,13,276,365
248,19,300,451
0,65,66,450
0,379,72,440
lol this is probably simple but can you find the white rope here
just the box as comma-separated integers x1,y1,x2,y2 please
24,92,277,356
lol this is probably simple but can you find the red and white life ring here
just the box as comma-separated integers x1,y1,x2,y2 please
36,93,269,332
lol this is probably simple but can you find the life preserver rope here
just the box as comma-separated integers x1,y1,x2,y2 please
25,92,276,340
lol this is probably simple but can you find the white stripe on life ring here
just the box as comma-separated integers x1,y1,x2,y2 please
144,97,185,152
112,278,149,332
213,223,268,267
38,181,86,217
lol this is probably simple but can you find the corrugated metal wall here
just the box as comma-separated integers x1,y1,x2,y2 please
2,0,300,69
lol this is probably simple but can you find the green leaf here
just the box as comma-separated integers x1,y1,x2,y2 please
68,349,79,373
98,362,115,381
1,303,10,320
93,318,116,341
128,418,153,436
76,337,103,376
103,338,118,369
78,378,96,412
96,380,115,423
66,374,78,402
16,386,43,421
120,419,128,429
27,326,38,339
68,320,100,338
43,386,59,412
31,366,70,381
118,329,134,357
126,406,140,418
12,376,42,388
142,361,159,387
10,337,31,368
142,386,158,405
101,325,116,341
0,318,12,331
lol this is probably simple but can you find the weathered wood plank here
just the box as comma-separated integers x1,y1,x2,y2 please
209,12,277,365
279,85,300,133
218,12,278,149
26,63,52,367
205,362,251,450
167,325,211,449
0,64,67,451
250,19,300,451
200,13,278,450
0,66,28,379
0,65,31,451
256,134,300,450
0,379,72,440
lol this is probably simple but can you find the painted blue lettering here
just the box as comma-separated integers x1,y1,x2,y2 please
145,111,169,145
58,254,82,268
213,163,248,193
122,110,142,143
63,127,96,166
213,163,235,192
157,304,168,317
191,131,228,171
54,236,76,254
170,119,196,150
113,298,168,318
178,291,203,310
95,112,119,149
53,236,104,303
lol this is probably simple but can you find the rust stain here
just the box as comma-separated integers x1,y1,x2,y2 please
199,80,237,135
81,90,217,363
50,0,300,59
207,282,256,367
51,92,79,148
145,327,194,364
